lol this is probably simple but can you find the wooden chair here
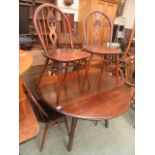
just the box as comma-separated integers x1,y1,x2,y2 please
23,75,69,151
121,22,135,61
124,55,135,109
33,3,91,108
83,10,121,85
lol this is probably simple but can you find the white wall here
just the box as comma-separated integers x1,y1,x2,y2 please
115,0,135,29
56,0,79,22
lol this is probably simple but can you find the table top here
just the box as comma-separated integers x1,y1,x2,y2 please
84,46,121,55
44,49,91,62
19,50,33,76
38,68,131,120
19,100,40,144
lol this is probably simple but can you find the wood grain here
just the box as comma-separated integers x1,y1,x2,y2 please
38,67,131,120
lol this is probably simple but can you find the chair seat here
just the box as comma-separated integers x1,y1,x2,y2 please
84,46,121,55
44,49,91,62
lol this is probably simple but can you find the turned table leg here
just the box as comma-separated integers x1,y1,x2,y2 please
67,118,78,152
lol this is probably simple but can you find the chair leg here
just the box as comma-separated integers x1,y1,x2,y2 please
64,117,70,136
36,58,49,87
105,120,109,128
63,63,69,89
67,118,78,152
40,123,48,151
95,121,98,126
83,60,91,89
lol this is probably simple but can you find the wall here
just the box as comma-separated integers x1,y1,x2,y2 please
123,0,135,28
56,0,79,22
115,0,135,29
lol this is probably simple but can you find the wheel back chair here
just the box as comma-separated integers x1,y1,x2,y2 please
23,73,69,151
83,10,121,83
33,3,91,108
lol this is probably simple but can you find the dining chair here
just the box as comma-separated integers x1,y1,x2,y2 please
83,10,121,85
23,76,69,151
33,3,91,108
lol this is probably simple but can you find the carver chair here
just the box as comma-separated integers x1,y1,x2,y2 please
23,73,69,151
83,10,121,85
33,3,91,108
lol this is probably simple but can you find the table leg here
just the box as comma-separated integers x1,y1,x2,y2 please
36,58,49,87
105,120,109,128
67,118,78,152
56,63,63,108
115,54,119,86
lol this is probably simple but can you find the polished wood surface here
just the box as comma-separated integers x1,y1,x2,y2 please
38,67,131,120
44,49,90,62
84,46,121,55
19,100,40,144
33,3,91,107
78,0,119,43
19,50,33,119
38,67,131,151
19,50,33,76
83,10,121,85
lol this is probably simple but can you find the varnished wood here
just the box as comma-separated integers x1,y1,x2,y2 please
78,0,119,44
23,72,70,151
33,3,91,107
19,50,33,119
105,120,109,128
40,123,48,151
122,22,135,60
19,50,33,76
37,67,131,151
84,46,121,55
38,68,131,120
83,10,121,85
19,100,40,144
67,118,78,151
44,49,90,62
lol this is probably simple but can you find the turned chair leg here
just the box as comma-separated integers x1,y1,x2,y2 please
40,123,48,151
64,117,70,136
67,118,78,152
105,120,109,128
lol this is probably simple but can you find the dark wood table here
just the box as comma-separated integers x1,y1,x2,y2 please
84,46,121,85
37,67,131,151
